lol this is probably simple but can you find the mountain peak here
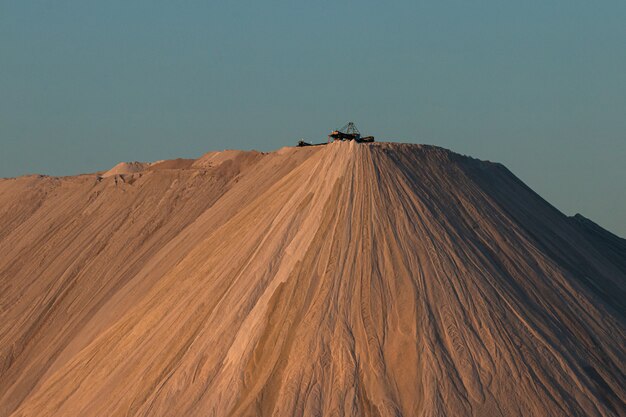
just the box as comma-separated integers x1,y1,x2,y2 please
1,142,624,416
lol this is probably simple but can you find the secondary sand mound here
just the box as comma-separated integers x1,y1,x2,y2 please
102,161,150,177
0,142,624,417
148,158,195,171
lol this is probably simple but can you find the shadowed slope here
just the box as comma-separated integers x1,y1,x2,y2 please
1,142,624,416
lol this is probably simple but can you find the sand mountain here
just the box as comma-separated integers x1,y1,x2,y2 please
0,142,624,417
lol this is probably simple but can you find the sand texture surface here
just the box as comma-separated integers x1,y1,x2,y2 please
0,142,624,416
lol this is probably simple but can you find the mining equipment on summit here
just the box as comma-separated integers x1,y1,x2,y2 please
328,122,375,143
297,122,375,147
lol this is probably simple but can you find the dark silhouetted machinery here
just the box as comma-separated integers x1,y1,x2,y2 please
328,122,374,143
297,122,374,147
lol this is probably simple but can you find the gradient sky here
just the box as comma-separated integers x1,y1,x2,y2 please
1,1,625,236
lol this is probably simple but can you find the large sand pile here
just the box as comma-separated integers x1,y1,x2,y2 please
0,143,624,416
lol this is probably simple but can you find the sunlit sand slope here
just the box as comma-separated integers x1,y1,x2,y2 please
1,142,624,416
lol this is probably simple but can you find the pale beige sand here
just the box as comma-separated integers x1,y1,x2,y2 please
0,142,624,416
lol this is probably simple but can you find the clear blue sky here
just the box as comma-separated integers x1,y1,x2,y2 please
1,1,625,236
